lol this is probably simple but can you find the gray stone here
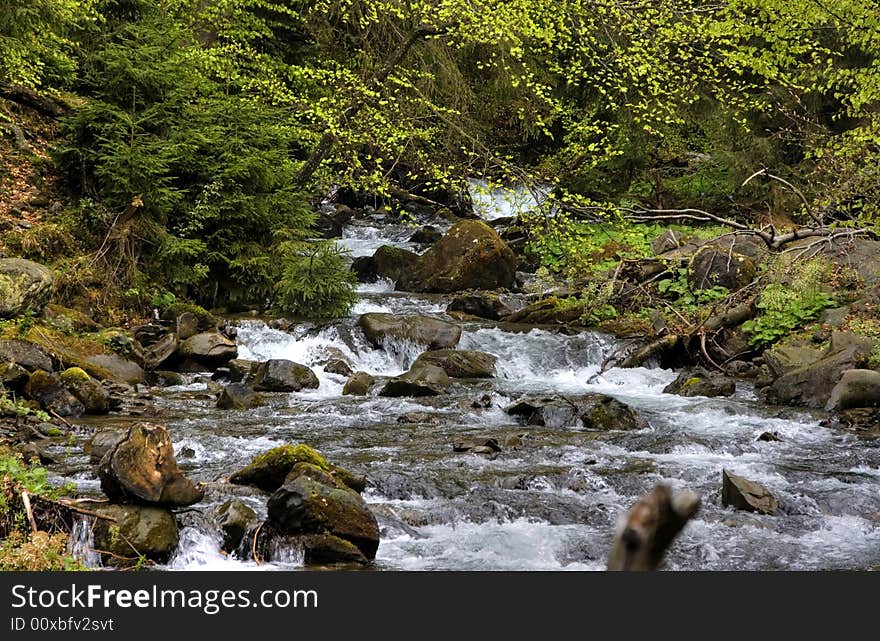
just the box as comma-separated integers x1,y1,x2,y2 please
358,313,461,350
378,363,450,397
249,359,319,392
722,469,778,515
826,369,880,411
342,371,374,396
412,349,497,378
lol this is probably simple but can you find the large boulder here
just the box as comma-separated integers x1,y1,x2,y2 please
91,504,179,566
576,395,647,431
396,220,517,293
688,245,757,291
505,395,579,428
267,475,380,559
412,349,497,378
358,313,461,350
59,367,109,414
764,332,873,408
721,469,778,515
378,363,450,397
24,370,84,417
0,258,53,318
249,359,319,392
177,331,237,367
446,292,514,320
0,339,53,372
826,369,880,411
663,367,736,398
763,345,824,378
342,371,375,396
229,444,362,494
96,422,204,506
216,383,264,410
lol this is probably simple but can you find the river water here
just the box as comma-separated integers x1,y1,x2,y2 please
62,184,880,571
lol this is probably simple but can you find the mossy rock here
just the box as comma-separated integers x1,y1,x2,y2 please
229,444,365,494
162,302,217,330
60,367,109,414
24,369,84,417
91,504,179,566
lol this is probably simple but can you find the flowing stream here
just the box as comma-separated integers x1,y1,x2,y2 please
59,186,880,571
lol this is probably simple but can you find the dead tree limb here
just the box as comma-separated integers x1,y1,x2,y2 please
607,484,701,571
21,491,38,533
0,83,68,116
742,168,821,226
615,334,681,369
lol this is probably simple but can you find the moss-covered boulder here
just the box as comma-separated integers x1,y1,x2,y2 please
249,359,319,392
413,349,497,378
24,369,84,417
96,422,204,506
228,444,363,495
396,220,517,293
373,245,421,283
91,504,179,566
267,476,380,559
60,367,109,414
358,313,461,350
0,258,53,318
501,298,584,325
342,371,375,396
663,368,736,398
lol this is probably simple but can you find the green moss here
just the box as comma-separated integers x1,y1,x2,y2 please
60,367,91,383
163,302,216,329
229,444,331,492
683,377,702,388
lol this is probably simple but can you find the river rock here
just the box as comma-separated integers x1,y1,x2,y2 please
825,369,880,411
412,349,497,378
135,332,179,370
215,499,258,553
0,258,54,318
24,370,84,417
409,225,443,244
313,212,343,239
86,429,126,464
358,313,461,350
342,371,374,396
505,394,644,430
177,331,237,367
505,395,580,428
501,298,583,325
258,529,368,565
576,394,647,430
0,361,29,389
176,312,200,340
764,332,873,408
373,245,422,283
96,422,204,506
0,339,53,372
452,437,502,454
663,367,736,398
378,363,450,397
249,359,319,392
223,359,257,382
267,475,380,559
396,220,517,293
446,292,513,320
91,504,179,566
83,353,145,384
721,469,778,515
688,245,757,291
150,370,184,386
60,367,109,414
217,382,264,410
324,359,353,376
229,444,363,493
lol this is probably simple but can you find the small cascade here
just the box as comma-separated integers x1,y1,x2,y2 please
68,515,102,568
